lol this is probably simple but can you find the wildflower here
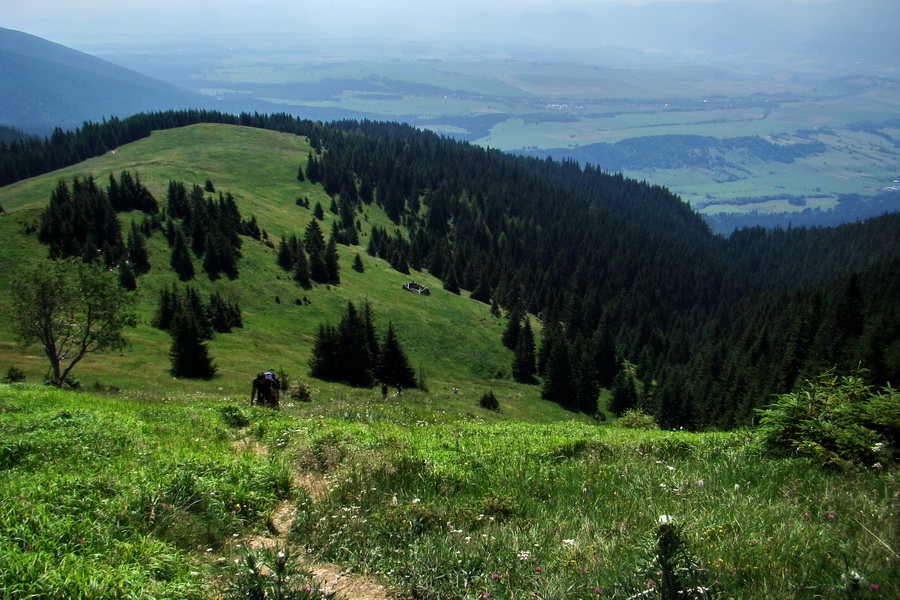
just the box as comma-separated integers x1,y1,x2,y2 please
870,583,880,591
593,587,602,594
491,573,500,580
802,512,810,519
535,566,543,573
734,484,741,493
658,515,673,525
697,479,705,487
563,539,575,546
483,594,491,599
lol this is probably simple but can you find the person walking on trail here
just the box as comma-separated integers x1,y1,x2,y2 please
251,372,280,408
381,382,388,401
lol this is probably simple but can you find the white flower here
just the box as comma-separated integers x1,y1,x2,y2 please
562,539,575,546
658,515,673,525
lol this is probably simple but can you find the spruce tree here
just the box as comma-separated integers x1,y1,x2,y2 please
541,335,576,410
293,245,311,289
443,265,460,294
118,261,137,291
325,236,341,284
169,310,216,379
378,322,416,388
609,371,639,416
502,306,523,350
170,226,194,281
126,221,150,274
512,319,537,384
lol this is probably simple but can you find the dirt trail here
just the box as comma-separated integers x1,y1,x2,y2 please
236,436,393,600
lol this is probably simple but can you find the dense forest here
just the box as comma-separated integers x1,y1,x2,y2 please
3,110,899,429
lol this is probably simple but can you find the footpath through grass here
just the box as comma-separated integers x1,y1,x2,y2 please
1,384,897,599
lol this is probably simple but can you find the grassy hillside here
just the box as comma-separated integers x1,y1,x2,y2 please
1,384,896,599
1,122,897,599
0,123,578,422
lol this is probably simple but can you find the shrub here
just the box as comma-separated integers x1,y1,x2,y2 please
616,408,659,430
219,405,251,428
479,390,500,412
291,381,312,402
226,547,336,600
3,366,26,383
756,370,898,469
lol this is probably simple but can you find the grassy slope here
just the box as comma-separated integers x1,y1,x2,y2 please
1,384,896,599
0,123,577,422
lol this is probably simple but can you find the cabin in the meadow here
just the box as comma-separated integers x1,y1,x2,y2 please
403,281,430,295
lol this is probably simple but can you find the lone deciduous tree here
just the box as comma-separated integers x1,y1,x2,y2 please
10,259,138,387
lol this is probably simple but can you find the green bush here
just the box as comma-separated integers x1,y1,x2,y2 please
219,404,251,428
478,390,500,412
616,408,659,430
756,370,898,469
2,366,26,383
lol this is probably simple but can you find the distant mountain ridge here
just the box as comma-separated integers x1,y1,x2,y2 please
0,27,206,134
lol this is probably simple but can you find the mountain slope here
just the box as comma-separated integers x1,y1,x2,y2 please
1,115,898,429
0,28,206,134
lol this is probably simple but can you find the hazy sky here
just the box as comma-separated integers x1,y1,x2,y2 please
4,0,849,43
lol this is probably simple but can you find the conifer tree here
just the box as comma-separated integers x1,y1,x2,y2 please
609,371,639,416
126,221,150,274
293,245,312,289
378,322,416,388
541,335,576,410
170,226,194,281
512,319,537,384
118,261,137,291
169,310,216,379
325,236,341,284
443,265,460,294
502,306,523,350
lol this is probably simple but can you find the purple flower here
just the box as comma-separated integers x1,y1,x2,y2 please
535,566,542,573
870,583,880,591
491,573,500,580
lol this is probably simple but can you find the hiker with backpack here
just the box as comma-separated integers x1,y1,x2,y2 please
251,371,280,408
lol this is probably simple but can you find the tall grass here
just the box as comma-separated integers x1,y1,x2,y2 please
2,384,896,598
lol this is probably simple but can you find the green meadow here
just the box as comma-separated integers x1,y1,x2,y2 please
1,384,896,599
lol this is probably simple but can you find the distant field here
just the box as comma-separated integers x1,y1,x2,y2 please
168,56,900,219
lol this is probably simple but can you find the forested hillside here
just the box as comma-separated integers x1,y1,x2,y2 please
1,110,898,429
